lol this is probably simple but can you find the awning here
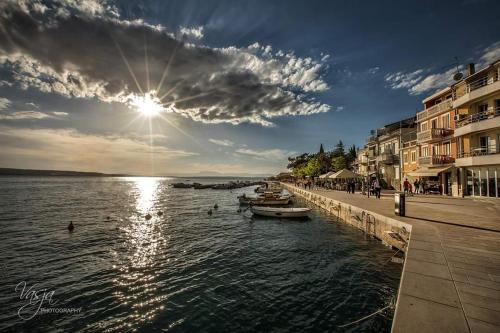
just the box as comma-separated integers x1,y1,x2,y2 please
408,166,452,177
319,171,335,179
328,169,362,179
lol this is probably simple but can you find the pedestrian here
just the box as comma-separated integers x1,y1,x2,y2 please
418,179,424,194
373,178,381,199
413,180,419,195
403,178,410,195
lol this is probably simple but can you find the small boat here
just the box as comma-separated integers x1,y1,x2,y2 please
238,192,290,205
193,183,212,189
251,206,311,218
172,182,193,188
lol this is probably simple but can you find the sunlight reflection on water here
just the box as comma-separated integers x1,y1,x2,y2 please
113,177,167,330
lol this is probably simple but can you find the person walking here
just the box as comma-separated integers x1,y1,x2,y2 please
418,179,424,194
413,180,419,195
403,178,410,195
373,178,381,199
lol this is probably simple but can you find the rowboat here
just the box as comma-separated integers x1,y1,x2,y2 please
250,206,311,218
238,191,291,205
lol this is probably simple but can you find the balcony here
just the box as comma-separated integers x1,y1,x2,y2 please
417,99,453,121
417,128,454,143
418,155,455,166
377,151,397,164
456,145,500,167
453,72,500,108
454,107,500,137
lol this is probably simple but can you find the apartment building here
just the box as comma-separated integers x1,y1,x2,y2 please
412,87,458,195
363,117,416,190
453,61,500,198
354,147,369,176
400,129,418,186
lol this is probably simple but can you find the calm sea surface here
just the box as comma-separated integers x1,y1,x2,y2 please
0,177,401,333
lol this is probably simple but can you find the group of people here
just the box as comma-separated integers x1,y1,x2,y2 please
362,178,381,199
403,178,430,195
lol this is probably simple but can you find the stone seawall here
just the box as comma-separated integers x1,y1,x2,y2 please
284,184,412,252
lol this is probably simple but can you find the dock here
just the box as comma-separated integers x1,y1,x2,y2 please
282,184,500,333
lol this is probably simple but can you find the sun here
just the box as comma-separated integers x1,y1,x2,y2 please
130,92,164,117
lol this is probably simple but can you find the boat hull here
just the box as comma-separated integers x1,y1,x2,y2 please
250,207,311,218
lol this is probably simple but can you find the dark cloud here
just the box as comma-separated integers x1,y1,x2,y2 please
0,0,330,126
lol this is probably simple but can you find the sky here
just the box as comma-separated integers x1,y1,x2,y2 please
0,0,499,176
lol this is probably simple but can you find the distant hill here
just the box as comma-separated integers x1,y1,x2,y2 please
0,168,129,177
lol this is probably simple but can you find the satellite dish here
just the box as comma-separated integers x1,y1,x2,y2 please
453,72,463,81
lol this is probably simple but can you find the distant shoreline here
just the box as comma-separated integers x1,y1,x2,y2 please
0,168,270,178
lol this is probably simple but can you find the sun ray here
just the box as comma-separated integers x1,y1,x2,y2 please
111,35,144,95
155,39,181,94
158,79,185,102
161,90,214,107
144,33,150,93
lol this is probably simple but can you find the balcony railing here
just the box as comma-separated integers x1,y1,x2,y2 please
454,72,500,99
455,106,500,128
417,128,454,142
417,99,453,121
418,155,455,166
457,144,500,158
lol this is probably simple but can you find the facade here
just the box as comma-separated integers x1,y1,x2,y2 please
453,61,500,198
354,147,369,176
412,87,458,195
364,117,416,190
400,129,418,186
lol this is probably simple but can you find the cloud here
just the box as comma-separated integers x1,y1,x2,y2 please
52,111,68,116
384,41,500,95
477,41,500,67
208,138,234,147
0,125,197,174
179,26,204,40
0,111,53,120
368,67,380,74
0,97,11,110
0,0,330,126
335,106,344,112
235,148,294,160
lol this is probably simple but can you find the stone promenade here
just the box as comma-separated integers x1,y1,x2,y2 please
285,184,500,333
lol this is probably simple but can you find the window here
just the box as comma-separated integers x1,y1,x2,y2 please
478,103,488,113
443,142,451,156
480,136,490,153
442,113,450,129
431,118,438,129
403,153,408,164
422,146,429,157
432,144,439,156
411,151,416,162
421,122,428,131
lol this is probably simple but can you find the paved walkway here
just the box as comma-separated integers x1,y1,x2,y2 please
289,185,500,333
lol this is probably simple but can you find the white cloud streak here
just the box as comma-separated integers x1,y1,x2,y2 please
208,138,234,147
384,41,500,95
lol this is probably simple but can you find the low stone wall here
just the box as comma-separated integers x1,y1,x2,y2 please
284,184,412,252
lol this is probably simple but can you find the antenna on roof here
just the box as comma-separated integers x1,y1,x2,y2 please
453,56,463,81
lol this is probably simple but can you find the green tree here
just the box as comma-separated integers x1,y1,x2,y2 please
331,155,347,172
332,140,345,158
317,143,330,174
305,157,321,177
346,144,357,168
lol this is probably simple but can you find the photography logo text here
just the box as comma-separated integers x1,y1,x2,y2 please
15,281,82,320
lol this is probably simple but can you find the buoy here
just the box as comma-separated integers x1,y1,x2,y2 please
68,221,74,232
106,216,111,221
157,211,163,216
207,209,212,215
237,208,242,213
214,204,218,209
145,213,152,220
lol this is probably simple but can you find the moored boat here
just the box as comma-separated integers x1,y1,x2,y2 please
238,192,290,205
250,206,311,218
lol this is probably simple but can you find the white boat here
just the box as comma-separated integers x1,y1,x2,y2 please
250,206,311,218
238,192,290,205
